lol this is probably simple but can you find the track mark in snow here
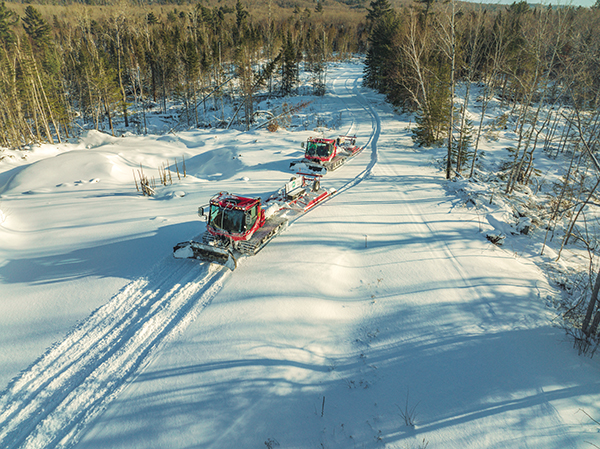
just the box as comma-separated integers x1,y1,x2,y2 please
333,73,380,195
0,260,229,449
0,64,381,449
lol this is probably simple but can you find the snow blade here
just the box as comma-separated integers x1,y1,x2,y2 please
290,160,326,175
173,241,237,270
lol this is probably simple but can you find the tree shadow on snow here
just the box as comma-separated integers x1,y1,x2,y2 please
73,311,599,449
0,221,201,285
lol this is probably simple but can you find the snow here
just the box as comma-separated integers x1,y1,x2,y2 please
1,62,599,449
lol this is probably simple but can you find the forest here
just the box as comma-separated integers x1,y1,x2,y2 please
365,0,600,179
0,0,367,146
2,0,600,352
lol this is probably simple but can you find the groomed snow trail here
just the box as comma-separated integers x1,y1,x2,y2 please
0,260,229,449
327,68,379,194
0,63,381,449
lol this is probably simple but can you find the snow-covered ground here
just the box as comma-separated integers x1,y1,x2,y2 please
0,62,599,449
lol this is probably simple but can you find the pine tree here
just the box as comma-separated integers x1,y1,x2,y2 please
234,0,248,45
147,12,158,25
309,29,328,96
363,13,399,92
182,39,200,127
412,63,450,146
21,5,65,142
366,0,392,31
454,114,474,173
0,2,18,47
22,6,52,49
415,0,437,27
281,31,296,95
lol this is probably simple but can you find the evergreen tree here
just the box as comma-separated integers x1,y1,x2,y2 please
415,0,436,26
22,6,52,48
454,114,474,172
234,0,248,44
182,39,200,126
147,12,158,25
281,31,297,95
0,2,18,47
412,63,451,146
21,5,59,77
366,0,392,31
308,29,328,96
363,13,399,92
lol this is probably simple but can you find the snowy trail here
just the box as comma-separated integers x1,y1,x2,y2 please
366,123,580,445
0,260,229,449
0,64,379,449
328,68,379,194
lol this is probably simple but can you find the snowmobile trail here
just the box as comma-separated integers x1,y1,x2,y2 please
0,260,229,449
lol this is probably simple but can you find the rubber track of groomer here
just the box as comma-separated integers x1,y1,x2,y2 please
0,66,381,449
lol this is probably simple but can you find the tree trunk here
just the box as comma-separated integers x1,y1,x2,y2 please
583,270,600,337
446,0,456,179
32,56,61,143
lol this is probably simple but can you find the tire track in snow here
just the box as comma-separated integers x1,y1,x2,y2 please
0,260,229,449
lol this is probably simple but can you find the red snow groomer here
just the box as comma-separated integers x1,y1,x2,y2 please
290,135,363,174
173,174,334,270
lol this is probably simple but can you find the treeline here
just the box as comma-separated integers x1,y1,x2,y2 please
365,0,600,183
0,0,367,148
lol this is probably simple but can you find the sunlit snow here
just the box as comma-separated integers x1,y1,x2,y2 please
0,61,599,449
